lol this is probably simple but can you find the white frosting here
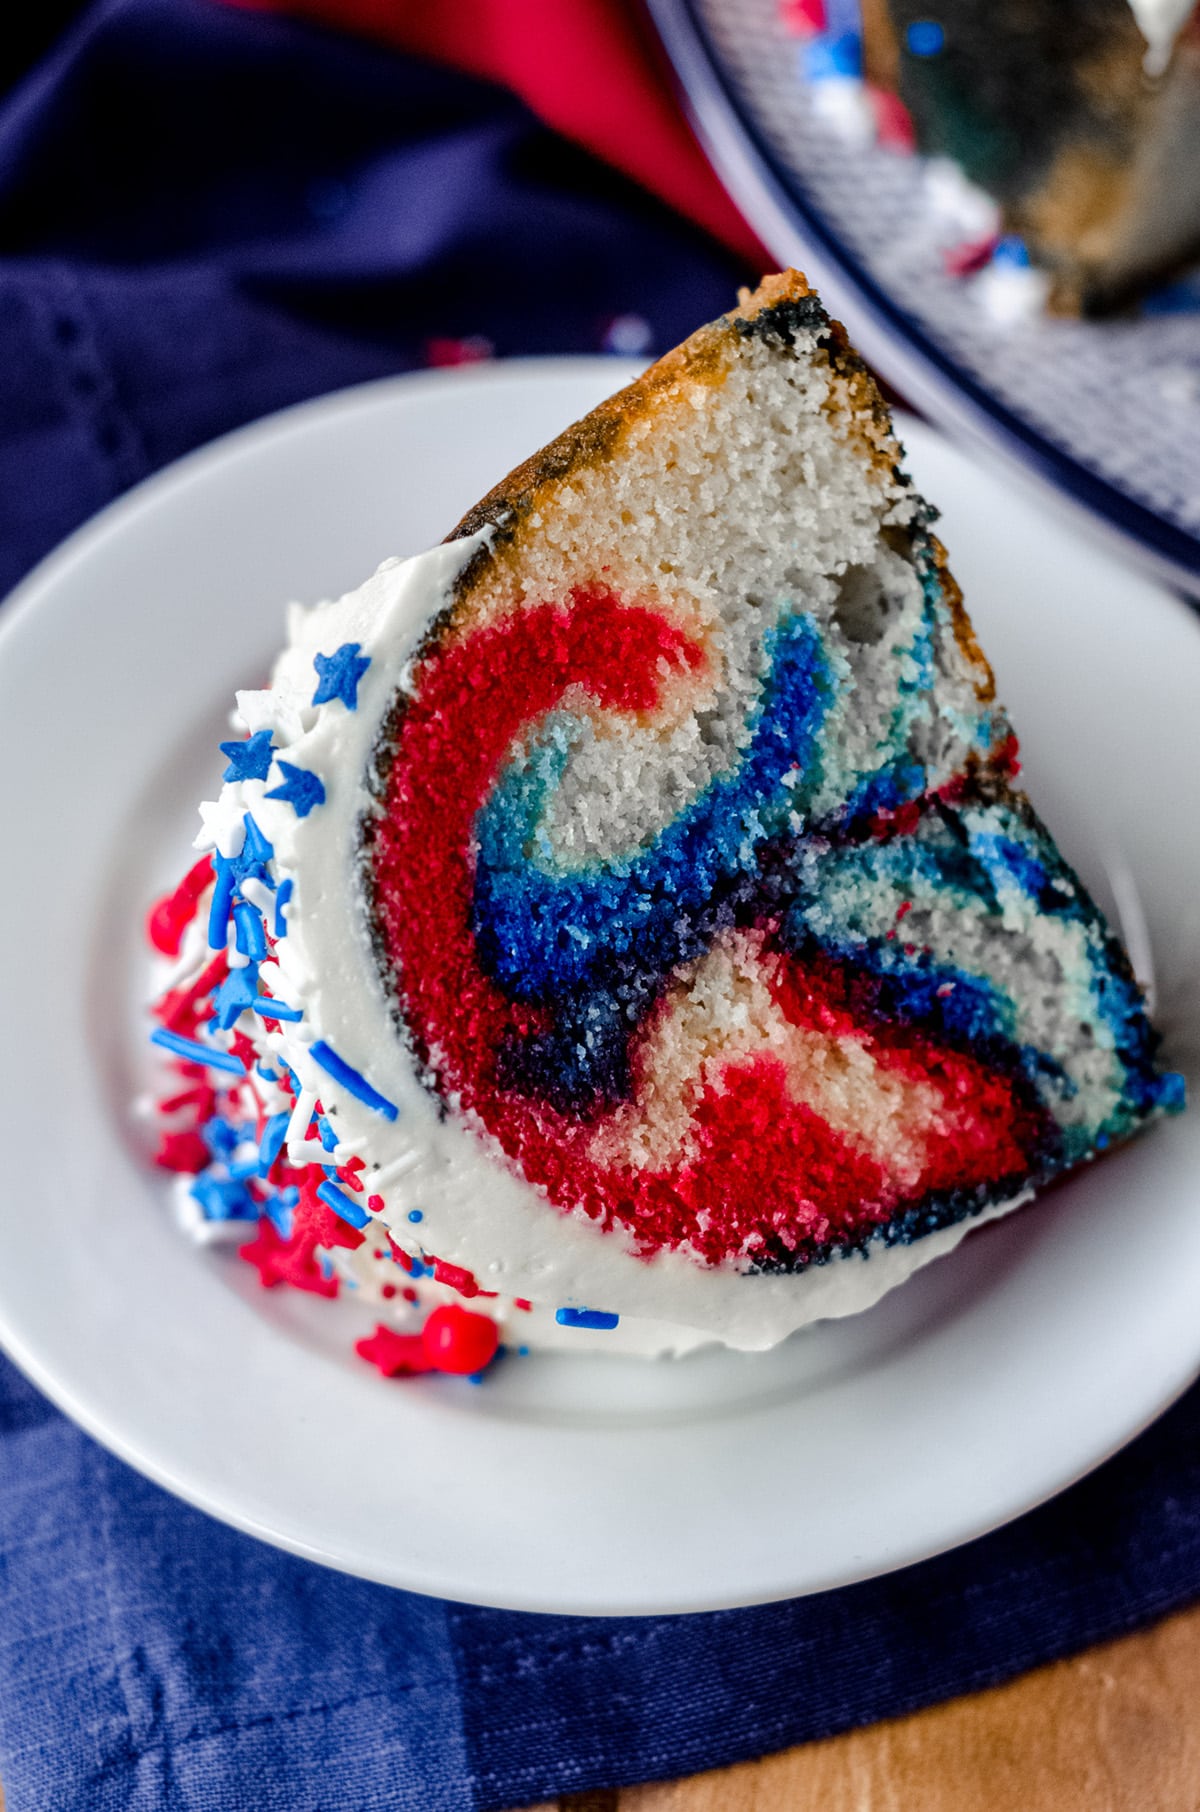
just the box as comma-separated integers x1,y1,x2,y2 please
183,540,1039,1356
1128,0,1194,73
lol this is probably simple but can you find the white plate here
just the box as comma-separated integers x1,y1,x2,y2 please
1,361,1199,1616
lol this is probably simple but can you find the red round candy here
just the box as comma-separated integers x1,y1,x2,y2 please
421,1305,499,1375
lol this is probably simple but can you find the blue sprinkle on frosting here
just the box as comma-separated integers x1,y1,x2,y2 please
316,1179,372,1231
312,642,371,711
219,730,275,783
555,1308,620,1331
233,900,268,962
266,762,326,819
250,995,303,1023
309,1039,399,1120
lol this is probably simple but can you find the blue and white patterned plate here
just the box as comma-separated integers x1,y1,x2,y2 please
648,0,1200,595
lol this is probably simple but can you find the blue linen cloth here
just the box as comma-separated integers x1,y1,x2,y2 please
3,3,1200,1807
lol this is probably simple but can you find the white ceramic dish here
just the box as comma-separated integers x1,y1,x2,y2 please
1,361,1198,1616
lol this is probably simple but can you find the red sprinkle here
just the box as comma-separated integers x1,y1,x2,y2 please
867,85,916,152
356,1324,433,1377
154,1129,210,1173
292,1176,365,1252
944,234,1001,279
779,0,825,33
432,1257,481,1299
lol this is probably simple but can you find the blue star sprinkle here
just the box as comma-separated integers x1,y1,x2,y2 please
309,1039,399,1120
201,1115,242,1161
207,814,277,948
189,1174,258,1223
312,642,371,711
219,730,275,783
265,762,326,818
210,962,261,1032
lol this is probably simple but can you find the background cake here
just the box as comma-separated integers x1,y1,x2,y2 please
798,0,1200,314
147,270,1182,1373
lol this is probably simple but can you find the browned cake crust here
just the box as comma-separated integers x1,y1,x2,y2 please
446,271,896,585
438,268,992,701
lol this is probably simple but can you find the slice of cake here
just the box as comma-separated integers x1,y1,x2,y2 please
146,271,1182,1369
855,0,1200,313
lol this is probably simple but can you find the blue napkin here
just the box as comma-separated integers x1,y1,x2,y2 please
3,4,1200,1808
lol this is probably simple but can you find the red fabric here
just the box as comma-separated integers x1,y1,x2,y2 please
221,0,764,260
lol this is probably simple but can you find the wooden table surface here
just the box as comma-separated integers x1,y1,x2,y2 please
515,1600,1200,1811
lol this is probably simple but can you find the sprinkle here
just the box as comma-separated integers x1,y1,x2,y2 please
424,335,493,368
150,1027,246,1075
265,1186,298,1238
312,643,371,711
407,1209,423,1223
432,1258,480,1298
943,234,1000,279
250,995,303,1022
803,29,861,79
201,1115,241,1160
219,730,276,782
240,811,270,858
316,1179,372,1231
906,18,944,55
189,1173,258,1222
154,1129,210,1173
233,901,268,961
207,855,236,948
309,1039,399,1120
555,1308,620,1331
780,0,826,35
266,762,326,818
210,963,261,1032
991,234,1032,270
274,878,293,938
356,1324,433,1377
258,1111,290,1173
